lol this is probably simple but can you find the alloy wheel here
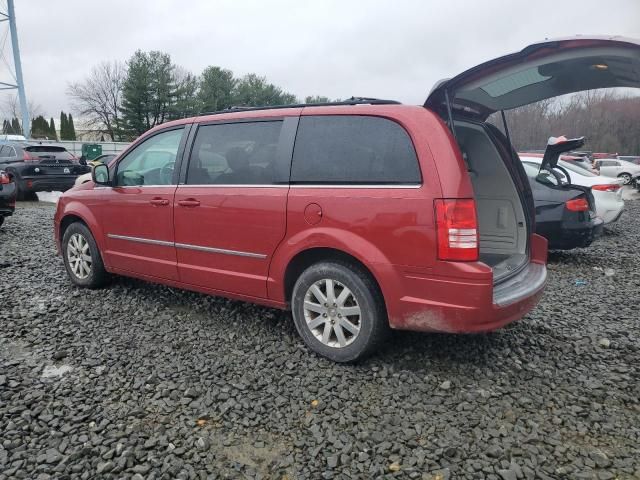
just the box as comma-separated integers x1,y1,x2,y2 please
303,278,362,348
67,233,92,279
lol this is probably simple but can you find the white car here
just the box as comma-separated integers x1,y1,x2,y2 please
594,158,640,185
521,156,625,224
74,172,92,186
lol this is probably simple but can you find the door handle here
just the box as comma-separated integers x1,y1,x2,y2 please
150,197,169,206
177,199,201,207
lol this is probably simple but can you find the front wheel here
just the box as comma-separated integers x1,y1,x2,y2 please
618,172,632,185
291,261,388,362
62,222,107,288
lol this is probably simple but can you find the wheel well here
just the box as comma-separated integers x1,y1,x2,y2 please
618,172,631,176
283,247,385,305
59,215,87,244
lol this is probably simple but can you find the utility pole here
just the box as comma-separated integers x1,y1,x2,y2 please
0,0,30,138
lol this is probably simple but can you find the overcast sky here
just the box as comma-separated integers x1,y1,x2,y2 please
2,0,640,121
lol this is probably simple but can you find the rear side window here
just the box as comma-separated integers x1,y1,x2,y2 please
186,121,283,185
24,146,74,160
291,116,421,185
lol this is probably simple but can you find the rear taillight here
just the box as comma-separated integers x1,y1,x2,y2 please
23,151,37,161
0,172,9,184
434,199,479,261
565,198,589,212
591,184,620,192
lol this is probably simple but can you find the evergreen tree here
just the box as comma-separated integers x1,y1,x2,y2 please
232,73,298,107
68,114,76,140
11,118,21,135
49,118,58,140
60,112,68,140
121,50,175,138
198,66,236,112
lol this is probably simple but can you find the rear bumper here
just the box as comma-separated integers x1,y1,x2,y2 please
548,216,603,249
0,182,16,214
19,176,76,193
385,234,547,333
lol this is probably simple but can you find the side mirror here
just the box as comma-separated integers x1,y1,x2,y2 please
92,164,110,185
78,155,87,166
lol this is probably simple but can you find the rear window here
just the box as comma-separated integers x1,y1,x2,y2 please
24,145,74,160
290,115,421,185
559,161,597,177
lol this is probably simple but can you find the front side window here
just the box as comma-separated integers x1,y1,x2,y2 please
291,115,421,185
186,121,283,185
115,128,184,186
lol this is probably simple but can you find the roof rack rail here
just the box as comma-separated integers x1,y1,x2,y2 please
200,96,401,116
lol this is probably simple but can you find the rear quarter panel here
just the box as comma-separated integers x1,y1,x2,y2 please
268,106,477,305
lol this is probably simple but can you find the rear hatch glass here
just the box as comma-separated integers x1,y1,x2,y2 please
25,146,74,163
426,36,640,120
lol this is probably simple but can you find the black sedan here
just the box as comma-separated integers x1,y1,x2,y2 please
0,170,16,227
0,142,89,200
522,162,603,249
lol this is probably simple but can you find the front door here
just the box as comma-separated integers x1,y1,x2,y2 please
173,119,292,298
99,127,187,280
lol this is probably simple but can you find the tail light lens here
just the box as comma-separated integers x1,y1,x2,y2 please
565,198,590,212
434,199,479,261
591,184,620,192
23,151,37,161
0,172,9,184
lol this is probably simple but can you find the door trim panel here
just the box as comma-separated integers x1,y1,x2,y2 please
106,233,266,259
107,233,174,247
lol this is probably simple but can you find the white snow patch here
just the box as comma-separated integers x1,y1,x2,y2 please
36,191,63,204
41,364,73,378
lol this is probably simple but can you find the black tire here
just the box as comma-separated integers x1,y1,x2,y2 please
291,261,388,363
618,173,632,185
61,222,108,288
8,173,25,201
0,216,4,228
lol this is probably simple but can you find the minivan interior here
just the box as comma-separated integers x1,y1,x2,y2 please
455,120,528,283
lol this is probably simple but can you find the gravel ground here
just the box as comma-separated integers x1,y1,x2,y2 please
1,198,639,480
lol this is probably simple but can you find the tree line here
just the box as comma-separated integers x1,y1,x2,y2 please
497,90,640,155
68,51,336,141
2,111,76,141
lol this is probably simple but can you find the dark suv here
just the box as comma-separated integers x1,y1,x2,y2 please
0,142,89,199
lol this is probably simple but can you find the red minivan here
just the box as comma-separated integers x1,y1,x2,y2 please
55,37,640,361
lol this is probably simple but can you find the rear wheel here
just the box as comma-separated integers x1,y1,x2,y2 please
7,173,25,200
0,216,4,228
618,172,632,185
291,261,388,362
62,222,107,288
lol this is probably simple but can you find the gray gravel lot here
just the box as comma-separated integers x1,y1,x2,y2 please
1,199,639,480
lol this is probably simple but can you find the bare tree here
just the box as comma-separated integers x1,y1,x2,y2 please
67,61,125,141
495,89,640,154
1,94,44,126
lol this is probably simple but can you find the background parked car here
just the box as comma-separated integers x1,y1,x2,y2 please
617,155,640,165
521,156,624,224
0,142,90,199
0,170,16,227
594,158,640,185
75,154,116,186
521,162,603,250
